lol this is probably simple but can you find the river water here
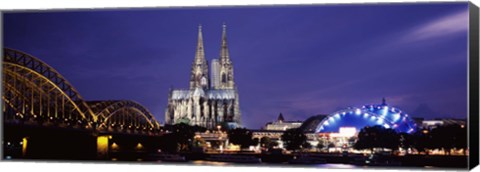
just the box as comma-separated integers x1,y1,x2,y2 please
188,160,358,168
165,160,442,170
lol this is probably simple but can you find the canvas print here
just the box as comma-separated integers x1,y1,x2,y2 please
1,2,477,170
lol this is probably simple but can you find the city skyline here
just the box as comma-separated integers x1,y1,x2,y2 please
3,2,469,129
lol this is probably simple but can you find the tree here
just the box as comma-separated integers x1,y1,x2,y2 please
161,123,195,152
302,142,312,150
399,132,414,155
159,133,179,153
328,143,335,149
381,127,400,152
453,124,467,155
260,137,271,148
354,125,400,154
252,138,260,146
227,128,254,149
281,128,307,151
354,126,377,152
268,141,279,149
430,124,466,155
316,143,324,152
192,125,207,132
410,124,467,156
412,129,432,155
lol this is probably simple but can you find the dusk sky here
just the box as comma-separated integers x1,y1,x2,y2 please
3,2,469,129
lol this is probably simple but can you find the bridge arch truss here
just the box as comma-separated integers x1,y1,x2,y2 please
2,48,161,133
3,48,96,128
88,100,161,133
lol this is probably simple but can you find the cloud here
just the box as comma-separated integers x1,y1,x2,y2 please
403,9,468,42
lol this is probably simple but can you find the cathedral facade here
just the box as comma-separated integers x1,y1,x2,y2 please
164,25,241,129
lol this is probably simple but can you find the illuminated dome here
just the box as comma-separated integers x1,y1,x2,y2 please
316,98,417,134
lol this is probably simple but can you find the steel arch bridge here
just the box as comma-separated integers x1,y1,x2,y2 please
88,100,161,133
2,48,161,134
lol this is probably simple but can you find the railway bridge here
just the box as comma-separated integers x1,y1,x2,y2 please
2,48,163,160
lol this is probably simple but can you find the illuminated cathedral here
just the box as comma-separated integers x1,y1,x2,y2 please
164,24,241,129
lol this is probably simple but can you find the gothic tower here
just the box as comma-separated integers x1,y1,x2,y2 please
218,24,235,89
165,24,242,129
190,25,209,90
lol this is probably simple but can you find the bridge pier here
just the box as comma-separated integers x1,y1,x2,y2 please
3,123,163,161
3,124,97,160
22,137,28,157
97,135,111,160
102,134,161,161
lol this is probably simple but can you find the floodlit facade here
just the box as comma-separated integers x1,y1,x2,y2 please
165,25,241,129
263,113,303,131
211,59,220,89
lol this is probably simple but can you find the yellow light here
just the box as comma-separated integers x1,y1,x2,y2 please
111,142,119,150
97,136,110,159
136,143,143,150
22,137,28,157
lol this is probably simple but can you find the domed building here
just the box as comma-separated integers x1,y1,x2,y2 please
299,114,328,133
252,99,419,150
313,98,418,134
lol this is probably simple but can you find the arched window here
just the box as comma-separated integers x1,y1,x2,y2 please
201,76,207,86
222,73,227,83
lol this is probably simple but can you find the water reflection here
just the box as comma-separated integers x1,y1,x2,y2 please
314,163,357,168
192,160,229,166
189,160,357,168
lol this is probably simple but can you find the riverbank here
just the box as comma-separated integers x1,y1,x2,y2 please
123,152,468,169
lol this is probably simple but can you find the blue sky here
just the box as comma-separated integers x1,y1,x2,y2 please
3,2,469,129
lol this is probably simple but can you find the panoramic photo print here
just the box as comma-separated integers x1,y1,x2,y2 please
2,2,473,169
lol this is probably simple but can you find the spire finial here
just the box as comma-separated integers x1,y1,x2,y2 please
220,23,230,62
190,25,209,89
278,113,284,122
194,24,206,63
222,23,227,39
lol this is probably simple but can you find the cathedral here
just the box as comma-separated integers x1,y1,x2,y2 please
164,24,241,129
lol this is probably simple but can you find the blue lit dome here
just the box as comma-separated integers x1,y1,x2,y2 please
316,99,417,134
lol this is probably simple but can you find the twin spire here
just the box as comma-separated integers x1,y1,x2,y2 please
194,23,230,64
194,25,206,64
191,24,234,90
220,24,230,63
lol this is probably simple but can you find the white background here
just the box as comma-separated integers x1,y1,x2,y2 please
0,0,479,172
